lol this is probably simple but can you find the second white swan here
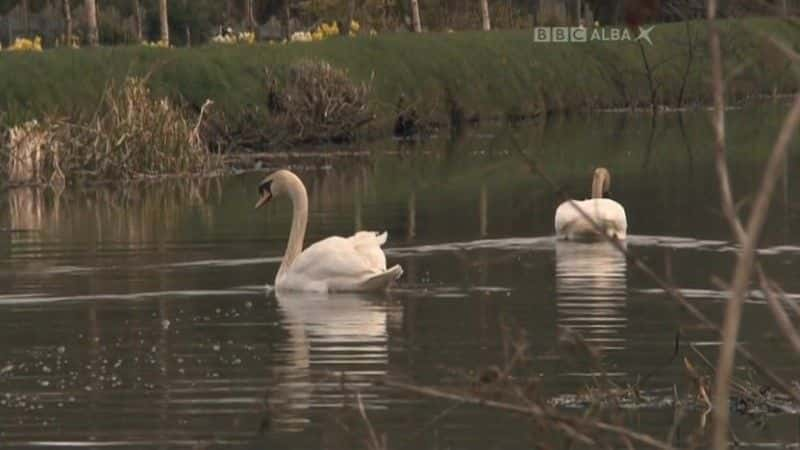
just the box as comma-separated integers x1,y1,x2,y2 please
255,169,403,292
554,167,627,241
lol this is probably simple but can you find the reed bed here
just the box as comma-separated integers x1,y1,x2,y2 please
1,77,217,186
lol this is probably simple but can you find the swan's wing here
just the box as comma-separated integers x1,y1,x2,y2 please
280,233,400,291
554,200,585,235
595,199,627,234
288,236,376,282
555,199,627,239
348,231,388,271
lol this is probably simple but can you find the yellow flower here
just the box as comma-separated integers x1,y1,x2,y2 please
350,20,360,32
290,31,312,42
238,31,256,44
318,21,339,37
6,36,43,52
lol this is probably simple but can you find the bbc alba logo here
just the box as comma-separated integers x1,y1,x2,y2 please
534,26,655,45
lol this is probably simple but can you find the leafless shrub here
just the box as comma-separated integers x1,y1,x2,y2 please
1,77,217,186
276,60,374,143
204,61,374,151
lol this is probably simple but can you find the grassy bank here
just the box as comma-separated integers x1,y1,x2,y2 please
1,19,799,122
1,17,799,142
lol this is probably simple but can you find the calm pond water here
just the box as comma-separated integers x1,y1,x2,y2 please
2,104,800,449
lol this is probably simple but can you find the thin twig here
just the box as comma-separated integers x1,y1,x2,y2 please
506,136,800,406
707,1,747,244
357,393,385,450
757,267,800,355
711,86,800,450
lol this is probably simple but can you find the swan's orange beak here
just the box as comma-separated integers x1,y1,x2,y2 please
255,193,272,209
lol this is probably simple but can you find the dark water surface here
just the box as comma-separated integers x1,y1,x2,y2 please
2,105,800,448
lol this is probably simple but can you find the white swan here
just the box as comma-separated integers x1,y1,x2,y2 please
554,167,627,241
255,169,403,292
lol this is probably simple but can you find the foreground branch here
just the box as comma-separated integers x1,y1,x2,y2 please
507,135,800,407
384,380,675,450
707,2,800,443
712,90,800,449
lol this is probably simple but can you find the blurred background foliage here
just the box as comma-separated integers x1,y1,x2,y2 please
0,0,796,47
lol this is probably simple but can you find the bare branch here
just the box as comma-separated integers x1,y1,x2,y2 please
508,137,800,405
707,2,747,244
384,380,675,450
710,36,800,450
357,393,385,450
758,268,800,355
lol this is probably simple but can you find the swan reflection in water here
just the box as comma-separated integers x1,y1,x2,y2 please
267,289,401,431
555,240,628,351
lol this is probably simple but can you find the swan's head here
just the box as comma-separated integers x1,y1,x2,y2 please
591,167,611,199
255,169,303,209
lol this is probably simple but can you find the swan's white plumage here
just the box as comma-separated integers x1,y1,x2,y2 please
276,232,402,292
258,170,402,293
554,168,627,241
555,198,627,241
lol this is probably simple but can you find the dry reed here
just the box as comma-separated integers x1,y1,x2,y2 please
1,77,217,185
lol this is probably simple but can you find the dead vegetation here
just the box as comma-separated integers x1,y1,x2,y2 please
205,60,374,151
278,60,373,142
383,320,677,450
0,77,217,186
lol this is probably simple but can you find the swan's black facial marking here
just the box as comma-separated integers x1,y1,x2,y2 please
255,179,274,209
258,179,273,196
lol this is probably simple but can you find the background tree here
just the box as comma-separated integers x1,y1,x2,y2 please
480,0,490,29
343,0,355,35
226,0,234,24
19,0,27,34
244,0,255,32
409,0,420,31
132,0,142,41
282,0,290,39
85,0,98,45
63,0,71,44
158,0,168,43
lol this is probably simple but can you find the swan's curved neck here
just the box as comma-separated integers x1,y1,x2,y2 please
591,172,607,199
278,176,308,279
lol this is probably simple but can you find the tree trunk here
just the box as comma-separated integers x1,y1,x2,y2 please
159,0,169,44
21,0,29,35
85,0,98,46
226,0,235,23
245,0,256,32
480,0,490,30
409,0,421,32
282,0,291,39
343,0,355,35
63,0,72,45
132,0,142,42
